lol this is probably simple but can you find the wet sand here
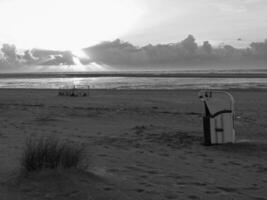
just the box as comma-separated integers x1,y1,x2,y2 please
0,89,266,200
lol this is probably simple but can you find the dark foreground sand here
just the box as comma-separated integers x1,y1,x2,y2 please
0,89,266,200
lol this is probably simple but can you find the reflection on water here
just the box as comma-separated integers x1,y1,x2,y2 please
32,63,110,72
1,77,267,89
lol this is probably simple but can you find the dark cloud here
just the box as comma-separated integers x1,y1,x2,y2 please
250,39,267,57
1,43,18,63
30,49,75,65
181,34,198,55
83,35,267,67
1,35,267,72
202,41,212,55
0,45,75,71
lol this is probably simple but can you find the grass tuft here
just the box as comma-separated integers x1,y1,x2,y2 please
21,137,85,172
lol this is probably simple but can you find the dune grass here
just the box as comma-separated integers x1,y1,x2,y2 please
21,137,85,172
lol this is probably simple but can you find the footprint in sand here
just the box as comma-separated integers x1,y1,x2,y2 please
204,158,214,163
97,154,108,157
133,188,145,193
159,152,169,157
250,195,267,200
188,194,200,199
139,174,148,179
197,153,208,157
136,150,145,154
216,186,240,194
108,168,120,173
138,181,153,188
103,187,115,191
205,189,221,194
228,160,242,166
163,192,178,199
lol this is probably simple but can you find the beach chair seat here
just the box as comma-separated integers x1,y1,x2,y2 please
199,90,235,145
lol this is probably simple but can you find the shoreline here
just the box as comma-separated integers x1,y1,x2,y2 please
1,72,267,79
1,88,267,92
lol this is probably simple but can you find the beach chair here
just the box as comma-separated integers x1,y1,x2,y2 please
198,90,235,145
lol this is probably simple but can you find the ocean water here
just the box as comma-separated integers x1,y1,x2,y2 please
1,76,267,90
0,67,267,89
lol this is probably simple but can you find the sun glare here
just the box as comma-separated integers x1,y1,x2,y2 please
0,0,143,51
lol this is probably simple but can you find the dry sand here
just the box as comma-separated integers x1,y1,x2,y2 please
0,89,266,200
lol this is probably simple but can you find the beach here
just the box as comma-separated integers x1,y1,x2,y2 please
0,89,267,200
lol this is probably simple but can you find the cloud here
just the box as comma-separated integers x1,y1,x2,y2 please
1,36,267,72
0,44,76,72
31,49,75,65
83,36,267,68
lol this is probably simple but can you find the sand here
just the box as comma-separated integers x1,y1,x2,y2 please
0,89,266,200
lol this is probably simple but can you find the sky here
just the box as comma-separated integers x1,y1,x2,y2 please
0,0,267,51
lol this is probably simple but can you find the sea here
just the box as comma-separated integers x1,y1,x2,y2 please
0,66,267,90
